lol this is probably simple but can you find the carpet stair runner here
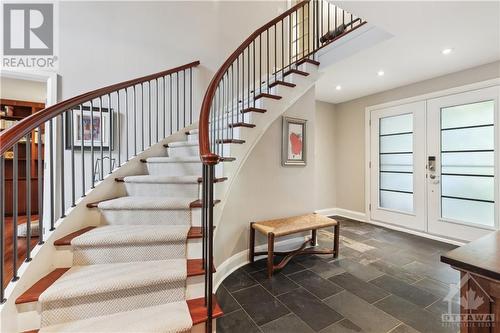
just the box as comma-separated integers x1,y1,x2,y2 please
16,130,223,332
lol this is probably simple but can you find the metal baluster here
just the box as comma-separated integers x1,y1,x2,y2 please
141,83,145,152
295,11,298,63
289,14,292,67
90,101,95,189
117,91,121,167
126,88,129,162
99,97,104,181
242,48,245,112
60,113,65,217
267,29,270,92
170,75,173,135
231,65,234,139
334,5,337,32
163,77,167,138
183,70,186,128
156,79,159,143
247,47,250,111
148,82,152,147
206,164,215,333
12,144,19,281
259,34,262,95
49,119,55,228
25,133,32,261
281,20,284,78
236,57,240,123
133,87,137,156
0,155,5,302
189,68,193,125
108,93,112,174
177,73,180,132
80,105,85,196
37,126,44,244
321,0,323,39
274,24,277,81
70,111,75,207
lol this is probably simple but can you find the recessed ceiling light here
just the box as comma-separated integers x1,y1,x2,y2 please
442,48,453,55
377,70,385,76
335,85,342,91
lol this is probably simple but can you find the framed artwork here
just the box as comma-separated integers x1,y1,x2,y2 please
65,106,113,150
282,116,307,166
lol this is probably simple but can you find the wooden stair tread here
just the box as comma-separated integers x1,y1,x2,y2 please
22,295,223,332
190,199,221,208
187,295,224,325
297,58,320,66
86,197,120,208
254,93,282,101
241,107,266,114
215,139,245,144
219,156,236,162
16,259,213,305
198,177,228,184
15,268,70,304
229,122,256,128
283,69,309,77
269,80,296,88
53,227,96,246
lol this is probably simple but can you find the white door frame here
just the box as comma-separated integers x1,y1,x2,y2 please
365,78,500,243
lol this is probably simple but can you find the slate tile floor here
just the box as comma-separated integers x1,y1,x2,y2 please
216,216,461,333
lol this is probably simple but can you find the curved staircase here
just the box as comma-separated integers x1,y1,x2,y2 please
0,1,364,332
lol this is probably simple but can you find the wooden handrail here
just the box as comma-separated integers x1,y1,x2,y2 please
0,60,200,155
198,0,310,165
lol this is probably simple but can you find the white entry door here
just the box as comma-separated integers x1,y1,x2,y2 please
427,87,499,241
370,85,500,241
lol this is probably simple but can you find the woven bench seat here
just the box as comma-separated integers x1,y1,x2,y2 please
249,213,340,277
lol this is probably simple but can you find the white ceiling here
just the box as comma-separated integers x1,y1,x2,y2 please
315,1,500,104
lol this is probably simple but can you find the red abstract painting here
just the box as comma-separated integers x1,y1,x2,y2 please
289,132,302,156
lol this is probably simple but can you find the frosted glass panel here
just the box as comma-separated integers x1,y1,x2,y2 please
442,152,494,176
380,173,413,192
380,113,413,135
380,154,413,172
442,198,494,227
442,126,494,151
441,100,494,129
380,134,413,153
442,175,494,202
380,190,413,213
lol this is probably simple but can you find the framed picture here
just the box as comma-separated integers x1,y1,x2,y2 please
66,106,113,150
282,116,307,166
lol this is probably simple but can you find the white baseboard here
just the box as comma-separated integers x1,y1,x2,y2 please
214,236,308,291
315,207,466,246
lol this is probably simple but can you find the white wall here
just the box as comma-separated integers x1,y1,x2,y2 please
0,77,47,103
214,87,316,266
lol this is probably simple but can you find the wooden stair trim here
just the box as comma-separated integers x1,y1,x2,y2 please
241,107,266,114
254,93,282,101
140,158,147,163
15,268,70,304
215,139,245,144
189,199,221,209
16,260,212,305
197,177,228,184
269,80,296,88
219,157,236,162
115,177,125,182
283,69,309,77
86,197,120,208
187,295,224,325
297,58,320,66
53,227,96,246
228,122,256,128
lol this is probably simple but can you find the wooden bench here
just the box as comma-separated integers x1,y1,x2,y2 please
249,213,340,277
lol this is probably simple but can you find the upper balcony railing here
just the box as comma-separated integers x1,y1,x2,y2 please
0,60,200,303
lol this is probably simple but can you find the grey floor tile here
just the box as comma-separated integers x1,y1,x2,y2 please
278,288,343,331
329,272,389,304
335,258,384,281
232,285,290,326
260,313,315,333
324,290,400,333
241,258,268,274
412,277,454,299
288,269,343,299
216,285,241,314
389,323,421,333
294,255,329,268
320,318,364,333
279,260,307,275
308,259,347,278
368,259,421,284
403,261,459,285
250,270,300,296
371,275,439,307
426,298,460,317
217,309,260,333
222,267,258,292
374,294,456,333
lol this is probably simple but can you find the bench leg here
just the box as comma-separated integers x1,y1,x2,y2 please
311,229,317,246
267,233,275,278
333,223,340,259
249,223,255,263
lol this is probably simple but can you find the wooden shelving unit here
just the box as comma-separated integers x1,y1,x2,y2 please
1,99,45,216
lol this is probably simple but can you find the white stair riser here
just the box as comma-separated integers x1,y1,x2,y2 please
147,161,202,176
16,276,206,332
125,182,200,198
168,145,199,157
101,209,192,226
187,132,198,142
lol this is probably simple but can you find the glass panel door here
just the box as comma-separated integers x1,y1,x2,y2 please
427,87,499,241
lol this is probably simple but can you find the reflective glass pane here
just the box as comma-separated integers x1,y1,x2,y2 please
442,198,494,227
442,151,494,176
442,175,494,202
380,190,413,213
380,134,413,154
442,126,494,151
380,173,413,193
380,113,413,135
441,100,494,129
380,153,413,172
